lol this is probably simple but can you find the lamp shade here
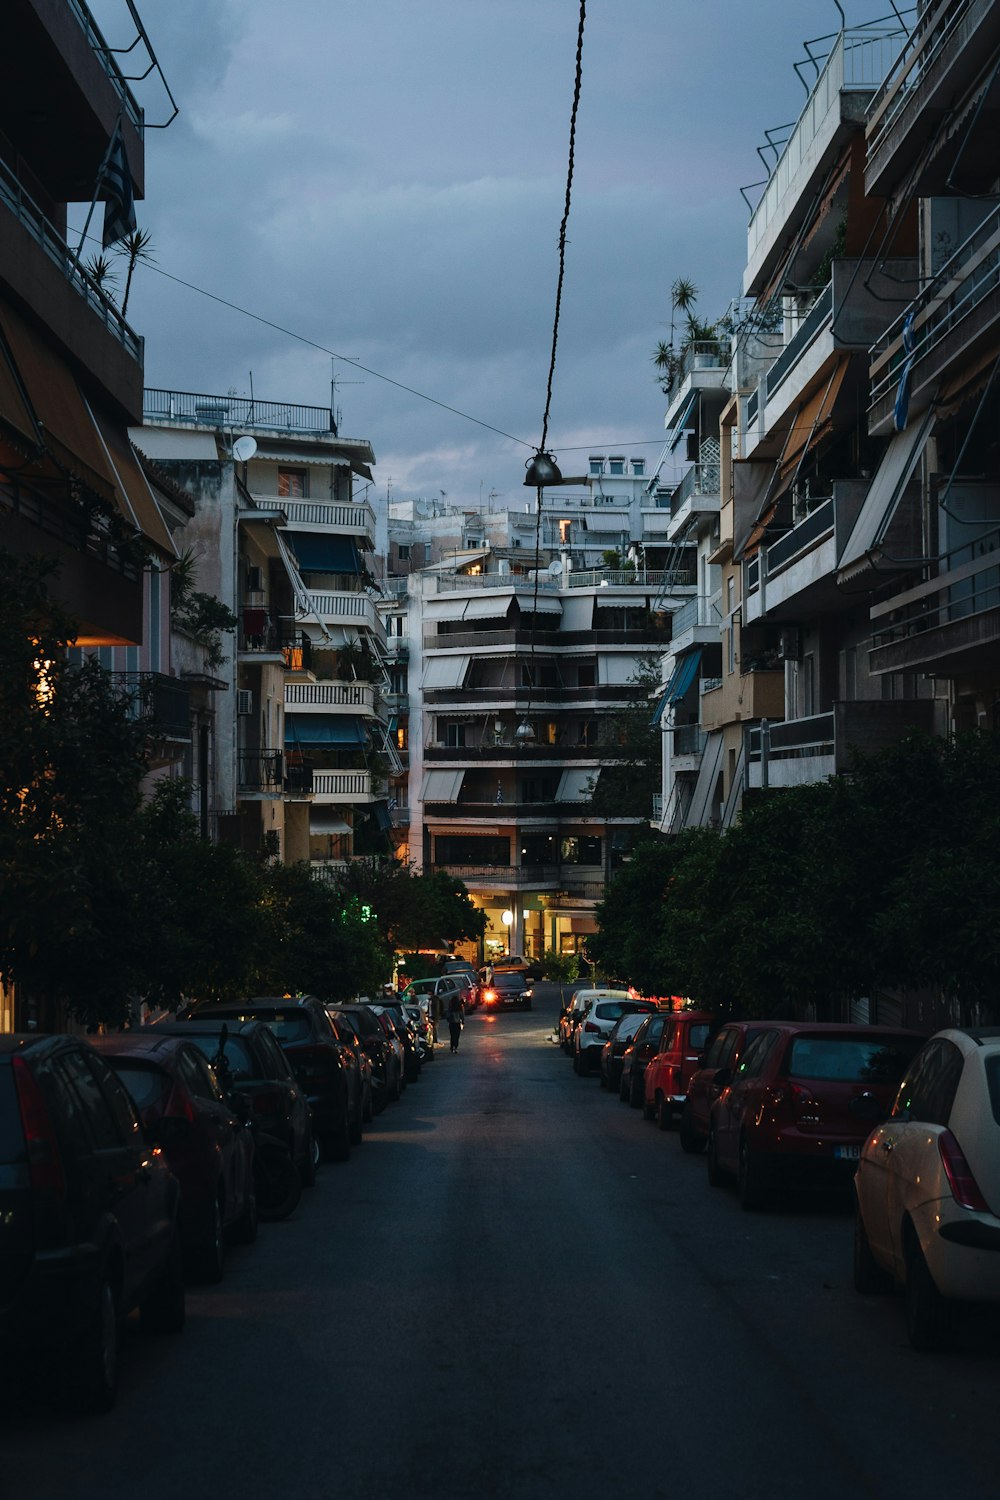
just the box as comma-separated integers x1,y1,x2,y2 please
524,450,563,487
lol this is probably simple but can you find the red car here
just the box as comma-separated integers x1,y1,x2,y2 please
641,1011,717,1129
91,1033,257,1282
677,1020,772,1153
706,1022,925,1210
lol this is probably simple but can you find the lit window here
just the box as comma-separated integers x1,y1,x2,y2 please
558,519,572,544
277,469,307,498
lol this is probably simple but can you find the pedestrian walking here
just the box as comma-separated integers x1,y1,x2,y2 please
446,995,466,1053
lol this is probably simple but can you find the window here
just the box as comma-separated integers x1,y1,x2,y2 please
277,469,307,499
390,668,408,695
893,1040,964,1124
398,545,411,561
434,835,510,865
631,459,645,476
589,457,605,476
445,723,466,747
558,519,572,544
521,834,557,866
560,836,602,865
737,1030,781,1079
56,1051,122,1150
578,664,596,688
396,723,408,751
727,626,735,676
609,457,626,475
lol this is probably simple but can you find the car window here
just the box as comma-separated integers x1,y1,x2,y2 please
688,1023,713,1051
595,1002,630,1021
737,1030,780,1080
983,1055,1000,1126
706,1029,735,1070
88,1053,142,1140
645,1015,668,1047
254,1029,293,1079
107,1060,171,1112
241,1011,314,1043
55,1050,124,1149
788,1035,921,1084
181,1047,226,1104
185,1033,255,1080
893,1039,963,1124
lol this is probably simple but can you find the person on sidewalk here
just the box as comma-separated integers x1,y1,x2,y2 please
446,995,466,1053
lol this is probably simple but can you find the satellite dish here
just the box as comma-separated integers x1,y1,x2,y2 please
547,559,563,577
232,435,257,463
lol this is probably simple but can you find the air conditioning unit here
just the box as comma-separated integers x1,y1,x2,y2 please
237,689,253,715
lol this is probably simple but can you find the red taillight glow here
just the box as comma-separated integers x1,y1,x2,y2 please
584,1022,602,1034
766,1080,818,1116
483,989,497,1003
939,1129,990,1212
12,1056,66,1197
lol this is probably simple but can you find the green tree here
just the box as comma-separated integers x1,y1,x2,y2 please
587,660,662,819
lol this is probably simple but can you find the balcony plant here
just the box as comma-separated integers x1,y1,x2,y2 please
169,550,238,670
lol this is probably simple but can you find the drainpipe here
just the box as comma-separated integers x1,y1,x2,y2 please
761,718,770,790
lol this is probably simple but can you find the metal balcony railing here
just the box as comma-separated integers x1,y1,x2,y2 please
67,0,144,132
746,713,835,762
866,0,979,163
764,497,835,574
673,725,707,755
765,284,834,401
238,750,284,792
143,389,334,433
670,595,722,634
673,464,721,515
109,672,190,739
567,568,693,588
254,498,377,535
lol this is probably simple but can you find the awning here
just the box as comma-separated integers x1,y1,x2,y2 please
598,654,640,685
422,549,491,573
583,510,632,532
290,535,362,573
650,648,703,724
310,813,351,835
777,357,850,483
837,407,935,581
0,320,42,451
516,594,563,615
285,714,366,745
462,596,511,620
423,769,465,802
254,445,374,482
89,405,177,558
422,655,469,689
556,768,595,802
667,389,699,453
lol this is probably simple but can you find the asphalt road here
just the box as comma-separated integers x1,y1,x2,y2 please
5,987,1000,1499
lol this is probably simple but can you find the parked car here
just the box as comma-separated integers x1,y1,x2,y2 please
439,959,481,1006
374,1000,423,1082
369,1004,410,1090
186,998,357,1161
91,1033,256,1282
560,987,625,1051
600,1010,654,1093
326,1008,377,1109
677,1020,770,1153
573,997,655,1075
0,1034,184,1414
487,954,545,982
854,1026,1000,1350
403,973,472,1026
642,1011,718,1128
330,1003,403,1109
481,971,533,1011
401,1000,437,1060
619,1011,673,1107
707,1022,924,1210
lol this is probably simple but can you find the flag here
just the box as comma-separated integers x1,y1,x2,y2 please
102,123,136,248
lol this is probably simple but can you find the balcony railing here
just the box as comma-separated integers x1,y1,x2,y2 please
285,682,376,713
567,568,693,588
765,284,834,401
432,573,558,594
238,750,285,793
746,713,835,763
652,793,663,821
254,498,377,536
672,463,721,515
109,672,190,739
307,591,383,636
670,595,722,634
680,341,727,381
765,498,835,574
143,389,335,433
67,0,144,132
870,202,1000,413
0,156,141,361
870,521,1000,654
866,0,981,164
312,770,373,801
673,725,707,756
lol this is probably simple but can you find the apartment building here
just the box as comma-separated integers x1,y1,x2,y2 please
134,391,389,865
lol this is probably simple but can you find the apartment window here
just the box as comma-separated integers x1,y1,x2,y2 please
277,468,307,499
388,614,407,637
609,457,626,476
726,576,735,614
577,719,598,746
560,836,602,865
577,664,596,688
390,668,408,695
396,723,408,751
444,723,467,747
558,519,572,544
589,457,605,476
521,834,556,866
435,835,509,866
520,776,558,803
631,459,645,477
397,545,411,561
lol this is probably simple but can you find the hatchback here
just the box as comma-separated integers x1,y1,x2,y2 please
481,971,532,1011
91,1033,256,1282
0,1034,184,1414
707,1023,924,1209
854,1026,1000,1349
600,1010,653,1093
642,1010,718,1128
677,1020,769,1153
573,998,655,1075
619,1011,673,1107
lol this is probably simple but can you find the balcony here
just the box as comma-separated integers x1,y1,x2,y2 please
424,744,602,764
745,27,906,296
306,591,383,638
745,699,936,788
665,463,720,540
743,482,876,623
424,685,641,707
109,672,190,740
869,518,1000,676
869,204,1000,436
143,389,334,433
285,681,377,715
567,568,691,589
668,594,723,652
422,625,671,652
866,0,1000,198
238,750,284,795
312,769,374,804
651,793,663,822
254,497,376,545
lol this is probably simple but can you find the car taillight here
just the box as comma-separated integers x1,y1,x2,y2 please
12,1056,66,1198
939,1129,990,1212
584,1022,602,1034
484,989,497,1003
766,1080,819,1120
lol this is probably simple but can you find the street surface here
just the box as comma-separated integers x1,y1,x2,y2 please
5,987,1000,1499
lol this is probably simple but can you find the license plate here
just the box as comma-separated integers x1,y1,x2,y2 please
834,1144,860,1161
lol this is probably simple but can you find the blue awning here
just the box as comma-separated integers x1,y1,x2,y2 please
649,649,702,725
290,535,362,573
667,390,699,453
285,714,366,745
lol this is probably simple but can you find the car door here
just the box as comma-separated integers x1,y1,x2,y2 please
690,1027,737,1134
880,1039,964,1274
714,1030,780,1171
177,1046,246,1225
256,1026,310,1151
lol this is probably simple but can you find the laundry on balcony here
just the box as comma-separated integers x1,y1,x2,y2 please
649,649,703,725
285,714,367,744
837,406,935,583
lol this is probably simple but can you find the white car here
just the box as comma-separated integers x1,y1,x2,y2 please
854,1026,1000,1349
572,995,651,1075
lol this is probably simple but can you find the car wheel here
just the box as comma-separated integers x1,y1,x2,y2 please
656,1095,673,1132
679,1102,704,1154
904,1234,947,1351
231,1185,258,1245
192,1192,225,1283
140,1233,186,1335
62,1274,119,1414
738,1137,769,1211
853,1206,889,1295
255,1139,303,1220
300,1130,318,1188
706,1124,724,1187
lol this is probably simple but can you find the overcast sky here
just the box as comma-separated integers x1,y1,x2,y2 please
81,1,906,507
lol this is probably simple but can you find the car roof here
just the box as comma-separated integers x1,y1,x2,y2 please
89,1033,189,1058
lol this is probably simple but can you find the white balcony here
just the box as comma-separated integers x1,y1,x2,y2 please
311,769,374,804
254,496,376,545
285,682,376,715
306,591,383,638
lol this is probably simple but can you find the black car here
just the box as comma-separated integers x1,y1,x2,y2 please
0,1034,184,1414
376,998,425,1081
156,1019,317,1186
186,998,358,1161
329,1004,402,1111
482,971,533,1011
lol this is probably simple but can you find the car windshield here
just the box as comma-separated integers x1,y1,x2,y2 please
184,1034,255,1079
108,1060,172,1111
494,974,524,990
786,1035,922,1083
594,1002,646,1021
337,1008,381,1038
406,982,436,996
226,1010,314,1043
